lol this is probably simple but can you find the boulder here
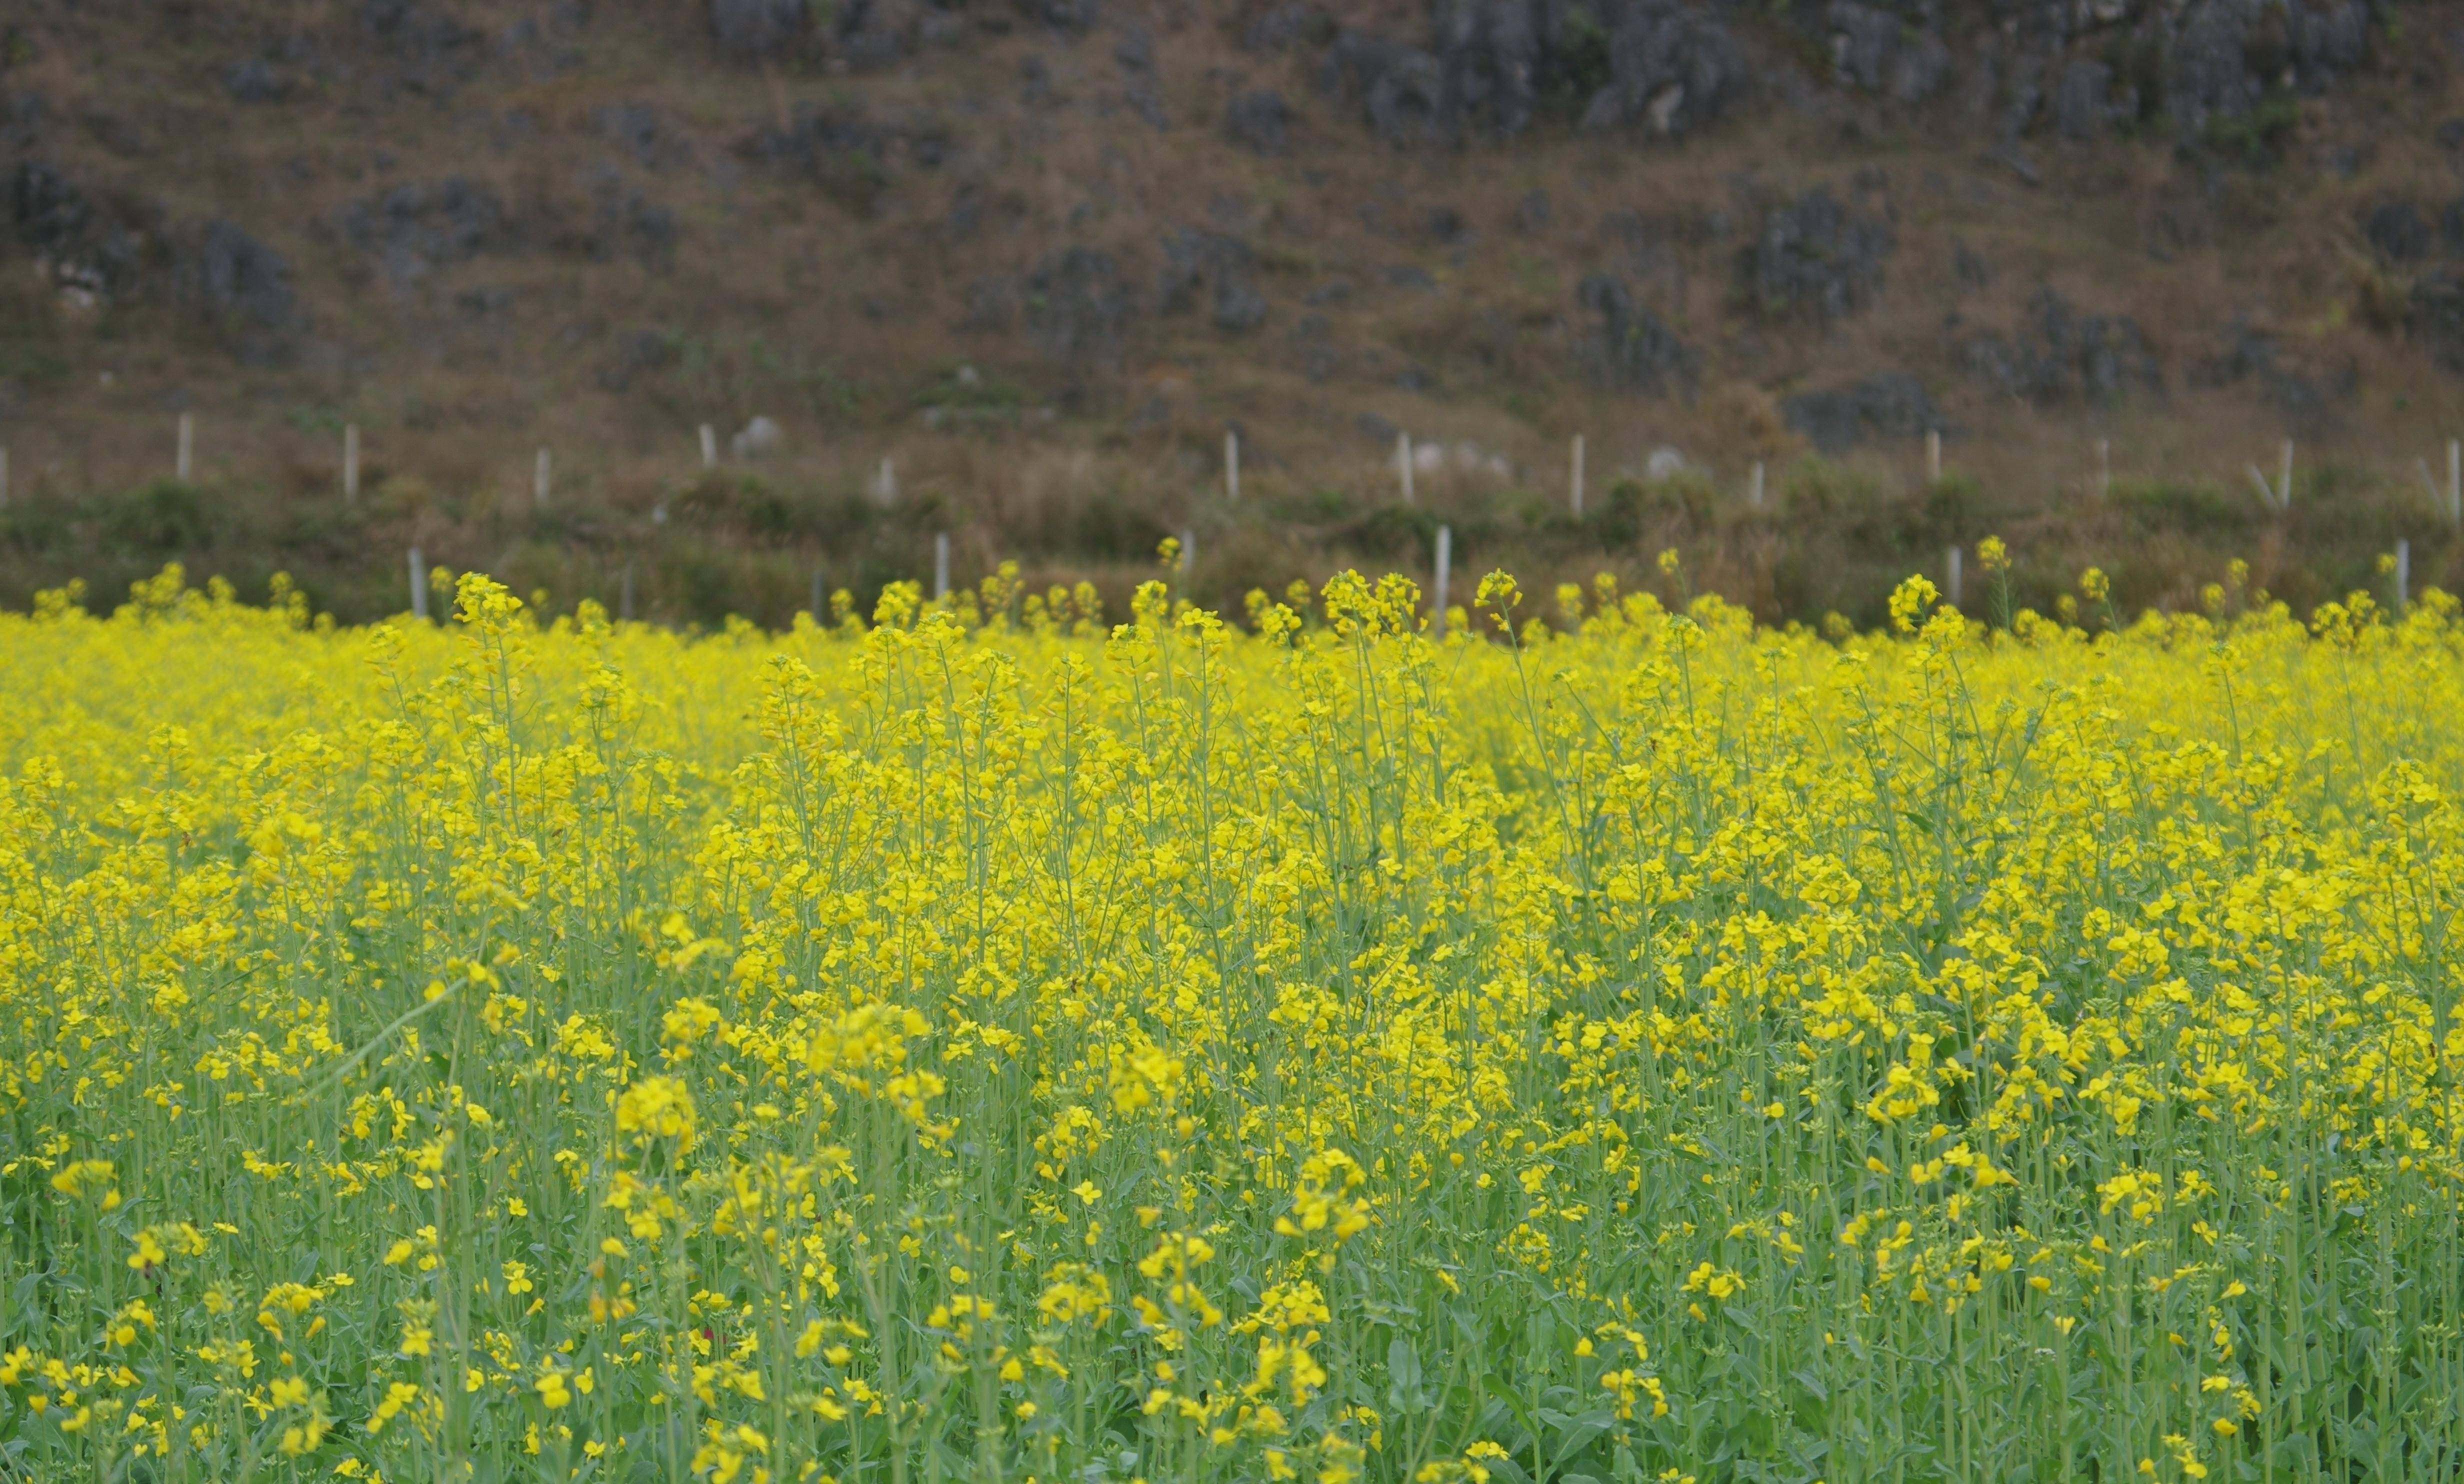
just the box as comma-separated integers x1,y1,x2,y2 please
2410,270,2464,375
184,220,302,366
594,103,686,172
730,415,784,460
358,0,486,98
1575,273,1696,397
1025,248,1136,366
1780,374,1939,453
1157,228,1268,333
1962,287,2162,407
1224,90,1294,155
1014,0,1099,36
10,162,140,300
2164,0,2370,142
599,328,674,392
1319,32,1446,147
709,0,806,64
1736,188,1892,323
224,58,292,103
2050,59,2131,142
1576,0,1750,140
336,177,510,286
1246,2,1326,52
2364,200,2432,265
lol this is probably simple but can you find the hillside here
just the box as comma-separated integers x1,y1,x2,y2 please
4,0,2464,624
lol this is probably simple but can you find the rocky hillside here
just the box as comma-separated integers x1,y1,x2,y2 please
3,0,2464,623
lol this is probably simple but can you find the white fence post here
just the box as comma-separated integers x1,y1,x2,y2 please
1433,524,1452,638
1570,434,1584,518
344,424,360,504
2398,538,2412,614
620,561,636,622
811,569,826,624
408,546,428,620
2096,438,2112,500
1180,528,1196,576
877,458,898,504
534,446,551,508
1225,430,1240,503
700,424,718,470
932,532,950,602
1947,544,1962,608
2280,440,2294,508
176,412,194,481
1396,431,1415,506
1749,460,1764,510
1926,428,1942,482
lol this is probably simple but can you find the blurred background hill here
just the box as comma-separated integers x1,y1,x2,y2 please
6,0,2464,626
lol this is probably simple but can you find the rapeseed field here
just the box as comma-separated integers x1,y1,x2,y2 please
2,554,2462,1484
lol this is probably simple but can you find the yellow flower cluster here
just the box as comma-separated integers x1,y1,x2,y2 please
0,560,2458,1484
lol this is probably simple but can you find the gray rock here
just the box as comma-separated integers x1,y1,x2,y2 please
2051,60,2130,142
1781,373,1940,454
1852,372,1938,437
1428,0,1544,139
962,276,1013,330
710,0,806,64
731,415,784,460
1644,445,1687,480
10,162,140,298
1888,32,1952,104
1216,280,1268,332
1736,188,1891,323
2365,200,2432,265
1577,0,1751,141
1780,388,1862,454
1305,280,1352,306
2411,270,2464,374
1827,2,1900,94
1015,0,1099,36
1025,248,1136,366
186,220,302,366
2164,0,2368,143
946,184,984,240
1158,228,1268,333
585,168,677,270
1576,273,1696,398
1320,32,1446,147
1246,2,1326,52
358,0,486,98
337,177,508,286
1963,287,2162,408
594,102,686,172
828,0,924,72
224,58,292,103
1114,22,1152,70
2,92,48,154
2200,316,2330,429
599,328,674,391
1224,90,1293,155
